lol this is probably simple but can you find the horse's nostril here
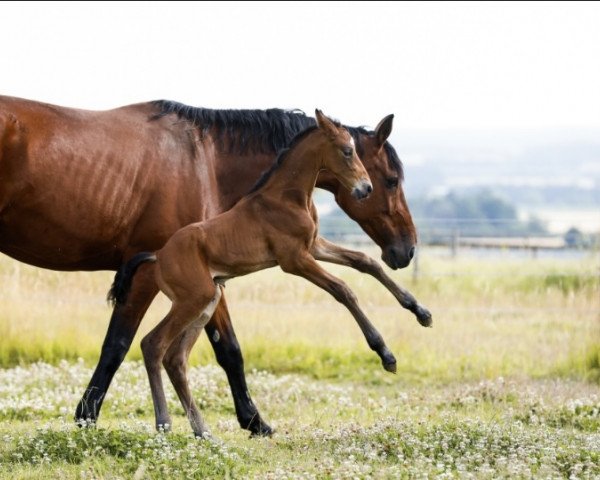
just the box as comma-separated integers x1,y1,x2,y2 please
366,184,373,194
408,246,416,260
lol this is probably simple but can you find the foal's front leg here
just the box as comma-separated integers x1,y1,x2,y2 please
280,253,397,372
311,237,432,327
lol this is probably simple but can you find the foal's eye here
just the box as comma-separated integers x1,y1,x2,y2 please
341,147,353,158
386,177,399,189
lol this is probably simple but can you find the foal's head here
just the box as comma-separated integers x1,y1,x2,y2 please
315,110,373,200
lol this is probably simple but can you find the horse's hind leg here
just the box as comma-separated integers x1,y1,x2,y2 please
162,286,223,437
204,297,273,436
76,263,158,424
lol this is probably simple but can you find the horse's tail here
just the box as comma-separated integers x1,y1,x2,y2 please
107,252,157,307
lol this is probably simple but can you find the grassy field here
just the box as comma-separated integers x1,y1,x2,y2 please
0,248,598,478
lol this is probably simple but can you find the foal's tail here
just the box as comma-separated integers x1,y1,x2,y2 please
107,252,157,307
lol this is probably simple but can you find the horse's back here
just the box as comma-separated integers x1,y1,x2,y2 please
0,95,158,139
0,96,200,270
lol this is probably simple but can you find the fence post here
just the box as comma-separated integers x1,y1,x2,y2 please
412,246,420,282
451,228,460,258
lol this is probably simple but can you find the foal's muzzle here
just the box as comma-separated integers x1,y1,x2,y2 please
351,180,373,200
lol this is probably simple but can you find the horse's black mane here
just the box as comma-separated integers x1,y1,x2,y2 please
151,100,315,155
151,100,403,180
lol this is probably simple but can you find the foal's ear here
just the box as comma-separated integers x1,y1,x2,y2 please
315,109,338,137
375,114,394,146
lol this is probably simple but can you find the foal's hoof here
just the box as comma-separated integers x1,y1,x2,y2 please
415,306,433,328
381,349,397,373
156,422,172,433
383,360,397,373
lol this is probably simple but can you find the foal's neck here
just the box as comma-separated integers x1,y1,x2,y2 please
260,137,323,203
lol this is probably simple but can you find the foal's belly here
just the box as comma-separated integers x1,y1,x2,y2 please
210,259,279,283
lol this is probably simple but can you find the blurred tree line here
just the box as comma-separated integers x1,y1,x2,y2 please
319,188,599,248
319,189,549,242
409,189,548,238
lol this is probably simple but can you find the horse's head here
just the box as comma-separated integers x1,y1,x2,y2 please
315,109,373,200
321,115,417,269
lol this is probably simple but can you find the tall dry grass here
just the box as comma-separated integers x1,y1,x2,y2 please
0,248,597,382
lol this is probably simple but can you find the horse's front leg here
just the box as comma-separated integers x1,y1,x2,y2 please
280,253,397,373
75,262,159,424
311,237,432,327
204,295,273,436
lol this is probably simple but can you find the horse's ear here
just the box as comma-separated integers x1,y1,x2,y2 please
375,114,394,146
315,109,338,137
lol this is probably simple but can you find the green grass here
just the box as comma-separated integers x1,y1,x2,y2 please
0,362,598,478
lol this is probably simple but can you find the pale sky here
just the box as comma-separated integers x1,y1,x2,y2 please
1,1,599,130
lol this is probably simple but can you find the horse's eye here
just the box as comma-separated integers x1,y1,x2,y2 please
386,177,399,189
341,147,353,158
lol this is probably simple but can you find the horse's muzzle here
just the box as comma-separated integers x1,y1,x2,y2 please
351,180,373,200
382,244,415,270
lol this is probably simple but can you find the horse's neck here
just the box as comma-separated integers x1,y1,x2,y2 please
212,149,275,211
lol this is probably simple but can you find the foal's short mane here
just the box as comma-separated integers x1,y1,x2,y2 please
150,100,403,179
248,125,320,194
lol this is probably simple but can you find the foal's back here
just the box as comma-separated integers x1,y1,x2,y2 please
159,197,282,286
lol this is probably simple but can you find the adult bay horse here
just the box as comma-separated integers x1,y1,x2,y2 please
108,111,392,435
0,95,419,436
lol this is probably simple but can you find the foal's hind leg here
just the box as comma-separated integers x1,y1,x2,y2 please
141,283,220,435
311,237,432,327
165,294,273,437
162,286,223,437
162,320,203,432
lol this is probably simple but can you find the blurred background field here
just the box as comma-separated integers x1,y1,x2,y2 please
0,244,597,384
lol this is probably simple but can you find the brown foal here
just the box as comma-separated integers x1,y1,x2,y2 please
111,111,431,436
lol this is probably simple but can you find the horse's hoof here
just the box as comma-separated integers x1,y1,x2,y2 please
74,402,99,426
416,307,433,327
75,417,97,429
248,420,274,437
250,426,274,438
